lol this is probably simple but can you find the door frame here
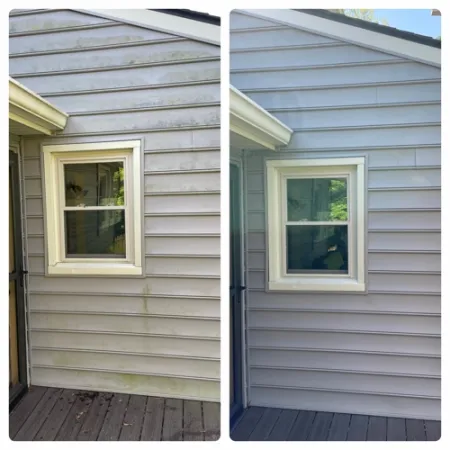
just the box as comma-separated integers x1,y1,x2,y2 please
9,148,28,408
230,153,248,427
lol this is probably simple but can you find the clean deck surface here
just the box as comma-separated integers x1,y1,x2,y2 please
10,386,220,441
231,406,441,441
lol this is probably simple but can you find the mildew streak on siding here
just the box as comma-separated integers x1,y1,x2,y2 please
231,11,441,419
12,9,220,401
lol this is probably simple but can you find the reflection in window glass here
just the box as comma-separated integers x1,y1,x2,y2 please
287,178,347,222
64,162,124,207
65,210,125,258
286,225,348,273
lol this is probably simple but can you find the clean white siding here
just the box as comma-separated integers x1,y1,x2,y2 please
231,10,440,419
11,9,220,401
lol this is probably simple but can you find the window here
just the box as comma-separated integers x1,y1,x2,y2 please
43,141,142,275
266,158,366,292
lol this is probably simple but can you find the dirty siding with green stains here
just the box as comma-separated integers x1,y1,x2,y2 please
10,9,220,401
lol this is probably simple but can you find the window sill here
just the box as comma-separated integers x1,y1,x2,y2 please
47,262,142,276
268,276,366,293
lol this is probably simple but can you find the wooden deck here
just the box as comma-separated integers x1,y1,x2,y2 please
10,386,220,441
231,406,441,441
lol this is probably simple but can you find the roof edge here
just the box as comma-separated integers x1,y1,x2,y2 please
240,9,440,67
80,9,220,45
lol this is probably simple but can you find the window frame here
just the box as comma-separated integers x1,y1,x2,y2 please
266,157,366,292
42,140,143,276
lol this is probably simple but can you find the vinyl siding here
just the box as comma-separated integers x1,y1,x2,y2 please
11,9,220,401
231,10,440,419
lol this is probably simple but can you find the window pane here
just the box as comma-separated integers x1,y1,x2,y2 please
287,178,348,222
64,162,124,207
65,210,125,258
286,225,348,273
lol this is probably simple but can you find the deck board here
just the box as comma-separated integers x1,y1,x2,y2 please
14,388,62,441
162,398,183,441
267,409,298,440
10,387,219,441
119,395,147,441
183,400,203,441
9,386,47,439
231,406,440,441
97,393,130,441
203,401,220,441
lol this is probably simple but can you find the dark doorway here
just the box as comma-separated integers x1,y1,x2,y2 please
230,162,244,428
9,150,28,408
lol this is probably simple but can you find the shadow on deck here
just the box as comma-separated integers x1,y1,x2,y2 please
10,386,220,441
231,406,440,441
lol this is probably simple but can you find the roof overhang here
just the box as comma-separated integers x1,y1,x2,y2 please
230,85,292,151
81,9,220,46
240,9,440,67
9,77,68,136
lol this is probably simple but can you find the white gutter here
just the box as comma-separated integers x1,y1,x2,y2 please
230,85,293,151
9,77,68,135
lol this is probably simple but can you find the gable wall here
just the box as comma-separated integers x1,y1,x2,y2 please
231,10,441,419
10,9,220,401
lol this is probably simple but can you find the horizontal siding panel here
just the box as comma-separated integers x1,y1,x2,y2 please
31,331,219,358
368,253,440,272
145,236,219,256
248,330,440,356
145,150,219,172
47,83,220,114
30,312,219,338
146,256,220,277
249,311,440,335
369,189,440,209
27,236,44,254
25,198,43,215
145,194,220,214
62,106,219,134
230,12,280,30
145,172,219,193
231,27,336,48
9,23,176,54
249,349,440,377
145,215,219,234
416,148,440,166
31,367,219,401
31,349,219,379
368,168,440,188
9,10,112,34
250,368,440,397
369,232,441,251
30,294,219,318
24,178,42,196
247,291,440,315
29,275,219,297
11,40,219,74
273,104,439,130
251,387,439,420
288,126,440,150
16,60,220,93
231,45,399,70
368,272,441,294
369,211,440,230
231,62,440,90
246,82,441,109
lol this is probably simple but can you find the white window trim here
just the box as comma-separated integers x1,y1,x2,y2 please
266,157,366,292
42,140,142,276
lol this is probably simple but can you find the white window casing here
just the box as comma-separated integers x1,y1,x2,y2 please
266,157,366,292
42,140,142,276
